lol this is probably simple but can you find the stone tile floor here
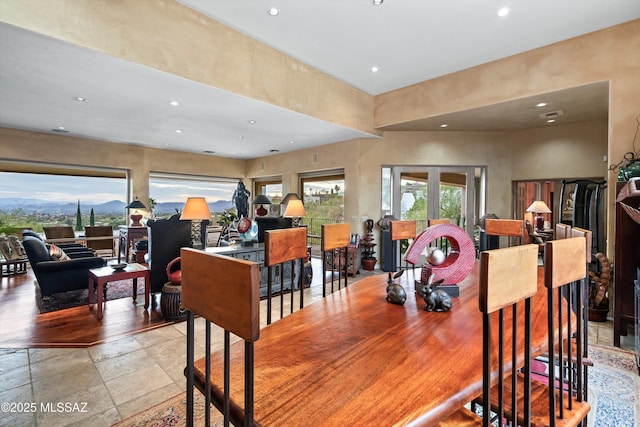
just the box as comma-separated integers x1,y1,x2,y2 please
0,259,634,426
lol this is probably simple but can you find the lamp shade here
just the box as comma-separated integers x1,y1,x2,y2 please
526,200,551,214
283,199,306,217
126,198,147,210
252,194,272,205
180,197,211,220
281,193,301,205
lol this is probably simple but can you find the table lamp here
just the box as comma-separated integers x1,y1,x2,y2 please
180,197,211,249
126,198,147,227
526,200,551,231
283,199,306,227
252,194,272,217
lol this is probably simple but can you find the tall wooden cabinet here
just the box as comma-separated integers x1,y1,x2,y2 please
614,181,640,347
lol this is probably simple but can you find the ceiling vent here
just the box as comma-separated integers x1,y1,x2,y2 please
539,110,564,120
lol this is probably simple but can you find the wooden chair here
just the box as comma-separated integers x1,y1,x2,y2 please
389,220,416,272
43,226,75,240
84,225,115,257
321,223,350,297
428,218,451,253
182,247,260,427
264,227,308,325
439,244,539,426
555,223,571,240
484,219,524,248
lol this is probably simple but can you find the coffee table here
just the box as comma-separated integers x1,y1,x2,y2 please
88,263,150,320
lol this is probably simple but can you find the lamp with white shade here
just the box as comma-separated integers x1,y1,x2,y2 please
283,199,306,227
180,197,211,249
526,200,552,231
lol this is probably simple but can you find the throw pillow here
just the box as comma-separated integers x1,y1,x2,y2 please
49,244,71,261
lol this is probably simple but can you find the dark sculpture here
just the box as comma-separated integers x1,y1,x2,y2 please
386,269,407,305
232,181,251,219
422,275,452,312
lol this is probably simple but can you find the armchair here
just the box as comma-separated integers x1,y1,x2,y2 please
147,214,208,299
22,235,106,297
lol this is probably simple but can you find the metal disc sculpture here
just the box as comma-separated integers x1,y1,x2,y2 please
404,223,476,289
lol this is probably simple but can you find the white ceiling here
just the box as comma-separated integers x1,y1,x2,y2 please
1,1,639,159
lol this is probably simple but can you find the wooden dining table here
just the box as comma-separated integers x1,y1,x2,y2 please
192,263,551,426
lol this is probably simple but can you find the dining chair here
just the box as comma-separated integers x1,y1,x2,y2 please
428,218,451,253
321,223,350,297
84,225,115,257
438,244,539,427
43,225,76,240
181,247,261,427
484,218,525,248
264,227,308,325
389,220,416,272
555,223,571,240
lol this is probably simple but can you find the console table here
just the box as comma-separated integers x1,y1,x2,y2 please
206,244,302,298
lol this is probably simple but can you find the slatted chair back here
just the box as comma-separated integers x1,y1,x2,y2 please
181,248,260,427
390,220,416,273
428,218,451,253
43,226,75,240
321,223,350,297
568,226,593,401
484,219,524,247
479,244,539,427
84,226,115,256
264,227,308,325
555,223,571,240
536,237,590,426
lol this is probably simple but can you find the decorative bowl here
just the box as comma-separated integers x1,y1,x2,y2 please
111,262,128,271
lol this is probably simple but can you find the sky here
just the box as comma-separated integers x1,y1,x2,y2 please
0,172,237,204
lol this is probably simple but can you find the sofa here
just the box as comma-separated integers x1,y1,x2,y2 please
22,235,106,297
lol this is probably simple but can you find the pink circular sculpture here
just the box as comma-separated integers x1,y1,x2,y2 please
404,224,475,285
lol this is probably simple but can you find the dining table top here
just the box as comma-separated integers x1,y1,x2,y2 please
192,262,551,426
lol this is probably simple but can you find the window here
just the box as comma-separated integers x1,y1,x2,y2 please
300,170,345,245
149,173,240,221
0,164,127,232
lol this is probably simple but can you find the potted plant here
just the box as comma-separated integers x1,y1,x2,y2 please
588,252,611,322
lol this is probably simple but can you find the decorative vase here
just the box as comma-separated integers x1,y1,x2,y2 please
362,257,377,271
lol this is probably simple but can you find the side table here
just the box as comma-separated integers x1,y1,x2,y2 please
88,263,150,320
1,257,28,276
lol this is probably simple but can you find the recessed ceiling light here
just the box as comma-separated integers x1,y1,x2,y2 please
270,149,280,153
289,140,295,144
238,136,245,140
169,100,179,106
536,102,547,107
371,66,379,73
497,7,509,17
372,0,383,5
52,126,69,133
73,96,86,102
267,8,279,16
440,124,448,128
175,129,182,133
248,120,256,124
547,119,556,123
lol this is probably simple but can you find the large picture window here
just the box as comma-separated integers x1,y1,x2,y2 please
300,170,345,245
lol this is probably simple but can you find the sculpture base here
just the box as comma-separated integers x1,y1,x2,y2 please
415,280,459,298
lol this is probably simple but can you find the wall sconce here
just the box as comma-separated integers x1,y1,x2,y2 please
283,199,306,227
526,200,551,231
252,194,272,217
180,197,211,249
125,197,147,227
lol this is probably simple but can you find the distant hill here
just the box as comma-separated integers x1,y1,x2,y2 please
0,198,233,215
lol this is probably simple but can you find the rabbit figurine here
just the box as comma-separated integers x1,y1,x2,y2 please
386,270,407,305
421,275,452,312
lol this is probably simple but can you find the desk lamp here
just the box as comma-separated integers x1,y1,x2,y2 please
283,199,306,227
526,200,551,231
180,197,211,249
126,198,147,227
252,194,272,217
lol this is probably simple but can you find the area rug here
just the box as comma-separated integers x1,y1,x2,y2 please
112,392,223,427
35,278,145,313
587,344,639,427
116,344,638,426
